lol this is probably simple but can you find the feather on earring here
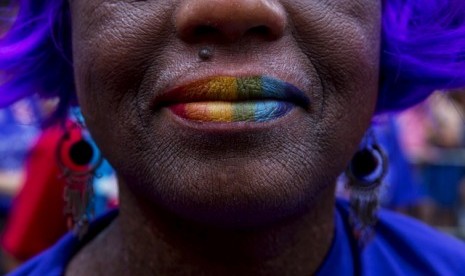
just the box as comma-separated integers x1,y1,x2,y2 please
346,128,388,246
56,120,102,239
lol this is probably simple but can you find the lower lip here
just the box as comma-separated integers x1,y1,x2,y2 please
169,101,294,123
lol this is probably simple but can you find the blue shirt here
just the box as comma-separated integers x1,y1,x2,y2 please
9,200,465,275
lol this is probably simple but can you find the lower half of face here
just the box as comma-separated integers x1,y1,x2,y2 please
72,0,381,227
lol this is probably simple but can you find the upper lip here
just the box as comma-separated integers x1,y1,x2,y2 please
153,75,310,109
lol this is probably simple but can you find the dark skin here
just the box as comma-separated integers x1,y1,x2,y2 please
67,0,381,275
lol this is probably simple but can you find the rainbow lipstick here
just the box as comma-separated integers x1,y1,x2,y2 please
164,76,309,123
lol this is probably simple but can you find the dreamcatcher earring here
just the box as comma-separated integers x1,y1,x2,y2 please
346,128,388,245
56,118,103,239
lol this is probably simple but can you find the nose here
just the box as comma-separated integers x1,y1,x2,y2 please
175,0,287,43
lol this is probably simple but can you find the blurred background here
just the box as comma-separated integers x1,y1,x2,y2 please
0,1,118,272
1,0,465,273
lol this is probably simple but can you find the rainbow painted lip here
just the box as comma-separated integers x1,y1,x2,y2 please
159,76,309,123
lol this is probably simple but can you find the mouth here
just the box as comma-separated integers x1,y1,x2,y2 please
156,76,310,123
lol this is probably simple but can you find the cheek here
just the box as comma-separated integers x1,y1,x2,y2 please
289,1,382,161
293,2,381,118
70,2,174,158
71,2,172,116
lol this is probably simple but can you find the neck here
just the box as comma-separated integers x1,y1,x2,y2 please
67,182,336,276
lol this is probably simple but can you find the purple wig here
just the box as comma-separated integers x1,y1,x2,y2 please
379,0,465,113
1,0,465,120
0,0,73,120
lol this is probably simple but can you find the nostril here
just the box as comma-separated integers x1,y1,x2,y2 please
194,25,222,38
246,25,273,39
176,0,287,43
187,25,225,43
191,25,274,43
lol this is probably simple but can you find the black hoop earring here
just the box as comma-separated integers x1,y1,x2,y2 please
346,128,388,245
56,120,103,238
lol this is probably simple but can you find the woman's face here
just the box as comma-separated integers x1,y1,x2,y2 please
70,0,381,226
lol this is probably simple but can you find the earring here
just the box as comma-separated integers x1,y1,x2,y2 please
56,119,102,239
346,128,388,245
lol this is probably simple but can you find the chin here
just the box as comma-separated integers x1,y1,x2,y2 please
127,157,336,229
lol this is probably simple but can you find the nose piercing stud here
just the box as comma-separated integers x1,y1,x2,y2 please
198,47,213,60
